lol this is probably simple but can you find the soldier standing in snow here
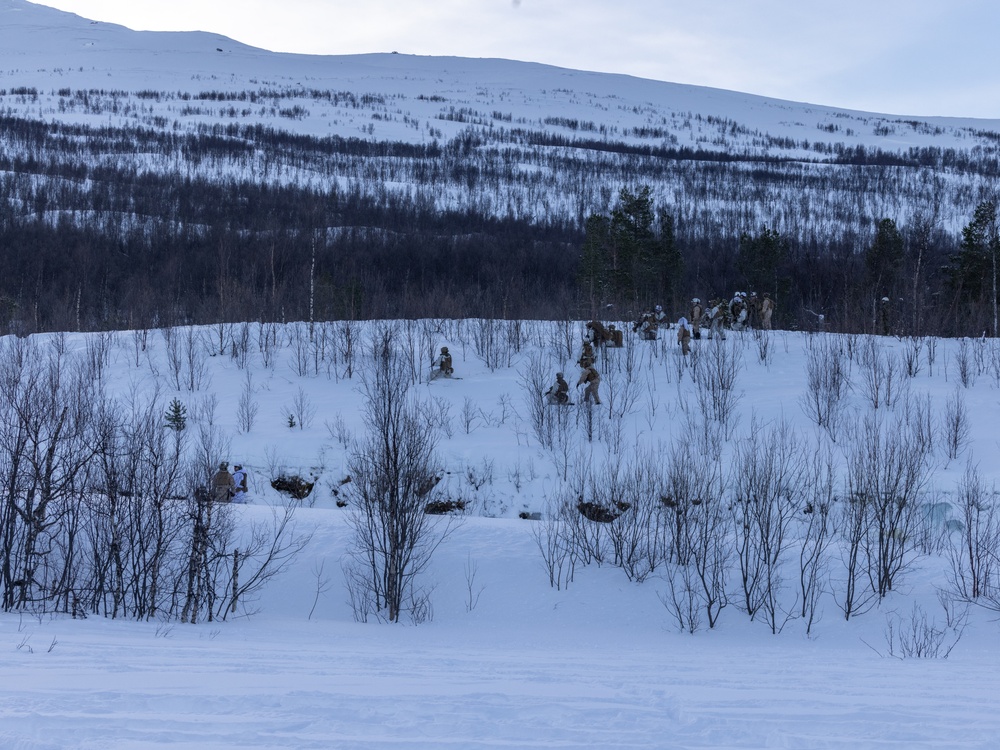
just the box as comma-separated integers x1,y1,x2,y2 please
676,317,691,355
211,461,235,503
232,464,249,504
578,340,596,369
585,320,608,346
747,292,761,329
607,324,624,347
730,293,747,331
690,298,703,339
577,364,602,405
708,300,727,340
761,293,774,330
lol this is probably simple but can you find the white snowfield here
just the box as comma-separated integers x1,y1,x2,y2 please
0,319,999,749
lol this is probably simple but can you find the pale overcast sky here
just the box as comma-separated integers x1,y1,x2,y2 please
31,0,1000,119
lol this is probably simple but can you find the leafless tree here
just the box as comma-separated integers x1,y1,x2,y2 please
213,499,311,620
729,416,803,632
799,335,850,441
599,453,665,583
532,497,577,591
954,338,975,388
473,317,510,371
798,436,837,635
902,336,924,378
844,411,931,601
678,452,729,629
901,392,935,459
857,336,907,410
0,347,100,612
162,326,183,390
519,351,557,449
941,388,971,462
258,320,279,370
692,337,743,429
231,322,252,370
287,387,316,431
237,372,259,434
87,389,189,619
344,346,453,623
947,461,1000,605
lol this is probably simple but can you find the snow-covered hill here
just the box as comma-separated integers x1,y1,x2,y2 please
2,0,993,148
0,0,996,239
3,318,1000,747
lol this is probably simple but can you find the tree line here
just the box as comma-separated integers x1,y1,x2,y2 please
0,112,996,334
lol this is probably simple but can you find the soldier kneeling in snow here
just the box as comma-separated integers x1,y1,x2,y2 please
431,346,454,380
545,372,571,405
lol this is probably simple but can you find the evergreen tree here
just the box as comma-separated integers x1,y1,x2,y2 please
577,186,680,309
164,398,187,432
948,199,1000,335
737,225,788,294
865,218,904,297
577,214,611,310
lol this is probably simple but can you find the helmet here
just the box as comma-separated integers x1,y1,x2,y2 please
556,372,564,379
219,461,228,470
234,464,242,470
655,305,662,312
441,346,449,353
692,298,700,304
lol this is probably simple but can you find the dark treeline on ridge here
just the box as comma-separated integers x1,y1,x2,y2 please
0,111,994,336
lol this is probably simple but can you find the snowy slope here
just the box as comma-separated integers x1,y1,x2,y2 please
0,0,995,151
2,319,1000,748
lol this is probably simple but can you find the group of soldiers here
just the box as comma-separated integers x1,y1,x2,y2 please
429,292,776,406
210,461,249,503
704,292,775,338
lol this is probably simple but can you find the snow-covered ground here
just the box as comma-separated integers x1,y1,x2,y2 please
2,319,1000,748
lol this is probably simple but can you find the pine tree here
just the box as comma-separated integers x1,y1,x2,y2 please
737,225,788,295
577,186,680,309
866,218,904,297
164,398,187,432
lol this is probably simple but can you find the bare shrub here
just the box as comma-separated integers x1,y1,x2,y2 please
901,392,935,459
902,336,924,377
843,411,932,602
414,396,454,440
856,336,906,410
729,416,803,632
691,338,743,429
752,328,773,366
237,372,259,434
941,388,970,462
660,563,703,634
947,461,1000,604
799,335,850,440
472,318,511,371
343,346,453,623
532,499,577,591
881,601,967,659
661,437,729,629
519,352,557,449
954,338,975,388
798,437,837,635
